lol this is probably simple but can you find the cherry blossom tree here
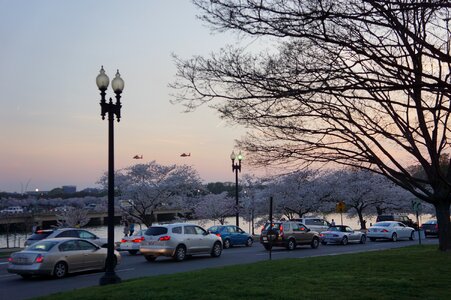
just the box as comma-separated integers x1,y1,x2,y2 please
264,170,332,220
56,207,90,228
326,169,414,229
103,161,203,227
193,192,235,225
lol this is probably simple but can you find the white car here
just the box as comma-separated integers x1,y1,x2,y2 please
367,221,415,242
292,217,331,232
118,229,146,255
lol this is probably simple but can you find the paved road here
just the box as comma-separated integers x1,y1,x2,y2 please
0,236,438,300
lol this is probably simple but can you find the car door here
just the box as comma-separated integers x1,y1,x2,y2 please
296,223,312,244
183,225,202,253
58,240,84,272
76,240,104,270
345,227,358,242
235,227,248,244
397,222,409,238
193,226,212,253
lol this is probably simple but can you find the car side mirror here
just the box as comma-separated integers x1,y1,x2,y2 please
306,228,311,232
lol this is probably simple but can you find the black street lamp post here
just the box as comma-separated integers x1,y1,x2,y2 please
230,151,243,227
96,66,123,285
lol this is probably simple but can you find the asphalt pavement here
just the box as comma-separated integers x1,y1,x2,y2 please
0,235,438,300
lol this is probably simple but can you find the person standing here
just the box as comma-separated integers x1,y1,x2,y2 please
123,219,130,237
331,219,336,226
129,221,135,236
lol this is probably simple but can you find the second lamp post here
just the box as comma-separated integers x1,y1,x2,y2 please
230,151,243,227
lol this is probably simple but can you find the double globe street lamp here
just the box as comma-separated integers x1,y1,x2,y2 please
96,66,124,285
230,151,243,227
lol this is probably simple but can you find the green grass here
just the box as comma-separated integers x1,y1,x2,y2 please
35,245,451,300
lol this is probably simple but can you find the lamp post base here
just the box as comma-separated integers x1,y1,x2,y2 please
99,272,122,285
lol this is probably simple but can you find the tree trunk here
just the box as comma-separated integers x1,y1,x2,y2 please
355,208,366,230
434,199,451,251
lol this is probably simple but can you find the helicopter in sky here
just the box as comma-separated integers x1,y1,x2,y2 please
133,155,143,159
180,153,191,157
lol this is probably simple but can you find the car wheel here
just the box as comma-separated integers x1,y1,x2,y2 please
53,262,68,279
246,237,253,247
286,239,296,250
341,236,348,245
211,242,222,257
173,245,186,262
144,255,156,262
409,231,415,241
223,239,231,249
128,250,138,255
311,237,319,249
391,233,398,242
360,235,366,244
369,237,376,242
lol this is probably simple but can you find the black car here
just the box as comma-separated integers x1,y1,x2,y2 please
376,215,418,229
420,220,439,237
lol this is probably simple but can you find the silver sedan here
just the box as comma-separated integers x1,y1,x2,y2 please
7,238,121,279
320,225,367,245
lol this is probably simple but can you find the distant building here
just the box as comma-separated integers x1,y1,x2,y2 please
62,185,77,194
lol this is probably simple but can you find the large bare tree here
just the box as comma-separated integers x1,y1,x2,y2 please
172,1,451,250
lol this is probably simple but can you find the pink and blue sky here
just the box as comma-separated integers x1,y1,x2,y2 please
0,1,250,193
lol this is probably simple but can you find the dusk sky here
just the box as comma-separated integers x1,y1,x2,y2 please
0,1,254,193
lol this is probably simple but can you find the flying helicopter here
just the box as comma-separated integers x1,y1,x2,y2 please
133,155,143,159
180,153,191,157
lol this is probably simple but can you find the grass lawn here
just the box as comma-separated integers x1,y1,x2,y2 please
35,245,450,300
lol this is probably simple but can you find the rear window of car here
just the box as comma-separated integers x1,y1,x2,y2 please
208,226,220,232
263,223,281,230
145,227,168,236
424,220,437,224
376,216,393,221
28,241,58,251
374,222,391,227
28,231,54,241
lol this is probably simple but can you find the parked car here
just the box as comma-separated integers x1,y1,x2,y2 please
24,228,107,247
7,238,121,279
260,220,320,250
118,229,147,255
367,221,415,242
207,225,253,248
376,214,417,229
291,217,331,232
319,225,366,245
139,223,222,262
0,206,24,214
420,219,439,237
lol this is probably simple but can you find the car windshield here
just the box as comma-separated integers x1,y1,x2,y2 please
328,226,345,232
27,241,58,251
145,227,168,236
28,230,54,241
374,222,391,227
424,220,437,224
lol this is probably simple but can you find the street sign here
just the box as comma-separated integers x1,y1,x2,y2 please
336,201,346,213
412,200,422,212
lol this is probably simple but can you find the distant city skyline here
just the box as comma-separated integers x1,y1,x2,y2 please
0,1,256,193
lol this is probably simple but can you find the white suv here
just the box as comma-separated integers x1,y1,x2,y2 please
139,223,223,262
293,217,331,233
